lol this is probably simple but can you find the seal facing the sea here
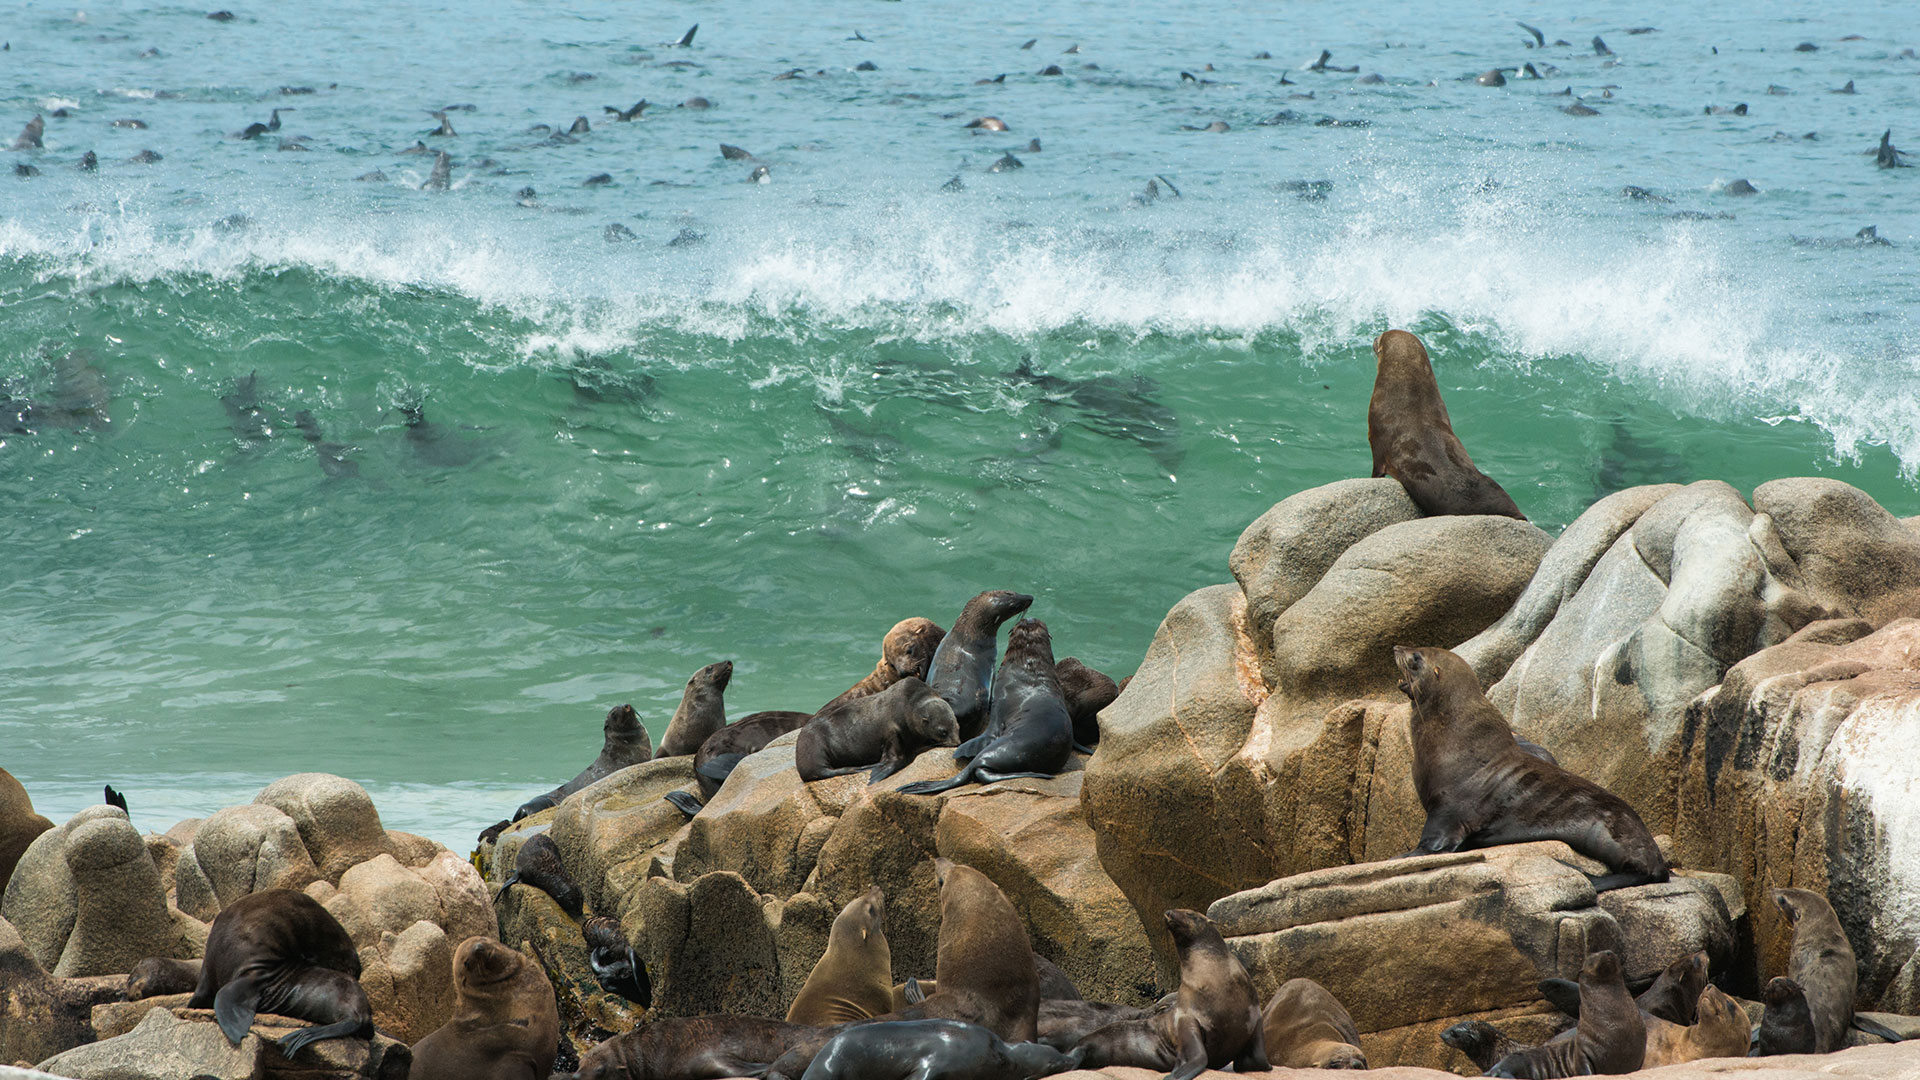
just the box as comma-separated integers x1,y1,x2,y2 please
1395,645,1668,890
795,676,959,783
1488,950,1643,1077
187,889,374,1057
787,886,894,1026
925,590,1034,739
1368,329,1526,518
902,618,1073,796
409,937,560,1080
800,1018,1081,1080
658,660,733,757
1072,909,1269,1078
1772,887,1903,1049
511,702,652,821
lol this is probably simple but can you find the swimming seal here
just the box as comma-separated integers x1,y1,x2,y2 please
666,709,813,816
496,833,584,918
1369,329,1526,519
795,676,958,783
1772,887,1903,1049
902,618,1072,796
1395,645,1668,890
657,660,732,757
410,937,560,1080
1262,978,1366,1068
821,617,947,712
787,887,894,1026
188,889,373,1057
1052,657,1116,750
584,915,651,1008
510,702,653,823
925,590,1034,739
1071,909,1268,1080
575,1016,819,1080
1487,951,1643,1078
1752,977,1816,1056
799,1018,1081,1080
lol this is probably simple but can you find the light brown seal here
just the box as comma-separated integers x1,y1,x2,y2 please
787,886,894,1026
0,767,53,894
1641,985,1749,1066
657,660,733,757
1369,328,1526,519
820,617,947,711
1261,977,1366,1068
410,937,560,1080
1396,645,1668,889
1772,887,1903,1049
1487,950,1644,1077
795,676,959,783
1071,909,1269,1080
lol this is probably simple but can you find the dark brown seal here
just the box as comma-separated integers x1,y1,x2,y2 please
681,710,813,805
795,676,959,783
188,888,373,1057
1487,950,1644,1077
1395,645,1668,889
820,617,948,712
1072,910,1268,1079
786,886,893,1026
1752,976,1816,1056
584,915,650,1008
926,590,1034,739
1541,949,1707,1026
1442,1019,1525,1072
497,833,584,919
508,702,654,825
657,660,733,757
1262,977,1366,1068
410,937,560,1080
1054,657,1118,750
902,619,1073,796
127,956,202,999
799,1018,1081,1080
1369,329,1526,519
576,1015,819,1080
1772,887,1903,1050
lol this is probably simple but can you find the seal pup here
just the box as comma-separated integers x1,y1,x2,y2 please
1751,977,1816,1056
1487,951,1643,1077
188,889,374,1057
13,115,44,149
575,1016,816,1080
512,702,652,821
796,676,959,783
799,1019,1082,1080
1640,986,1748,1066
821,617,947,712
584,915,651,1008
926,590,1034,739
1772,887,1903,1049
901,619,1073,796
657,660,732,757
1542,950,1706,1025
668,708,813,815
1072,910,1268,1080
1262,978,1366,1068
1369,329,1526,519
1441,1020,1523,1071
495,833,584,918
421,150,451,191
128,956,202,999
787,886,894,1026
409,937,560,1080
1396,646,1668,889
1054,657,1117,750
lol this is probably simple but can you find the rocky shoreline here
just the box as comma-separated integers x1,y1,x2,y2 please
6,475,1920,1078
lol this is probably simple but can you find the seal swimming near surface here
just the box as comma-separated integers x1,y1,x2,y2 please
1072,910,1268,1080
1772,887,1903,1050
1487,951,1643,1078
495,833,584,918
799,1019,1082,1080
1752,977,1816,1056
583,915,651,1008
506,703,653,826
409,937,560,1080
575,1016,818,1080
787,886,895,1026
187,889,374,1057
926,590,1034,739
795,676,959,783
657,661,732,757
902,619,1073,796
1369,329,1526,519
821,617,947,712
1262,978,1366,1068
1394,645,1669,890
12,115,43,149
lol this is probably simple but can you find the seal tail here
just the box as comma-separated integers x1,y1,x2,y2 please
1852,1015,1904,1043
663,789,706,818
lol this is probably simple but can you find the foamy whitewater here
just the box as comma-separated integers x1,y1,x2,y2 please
2,0,1916,846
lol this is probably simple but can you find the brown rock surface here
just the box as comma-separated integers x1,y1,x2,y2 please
40,1006,410,1080
0,915,123,1065
0,769,52,899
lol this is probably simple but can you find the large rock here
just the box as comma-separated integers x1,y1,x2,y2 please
39,1006,410,1080
0,916,123,1065
0,769,52,899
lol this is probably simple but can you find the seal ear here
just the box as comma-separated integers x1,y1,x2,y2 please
213,973,263,1044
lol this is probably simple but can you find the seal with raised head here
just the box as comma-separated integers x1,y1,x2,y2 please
584,915,651,1008
787,886,894,1026
1487,950,1643,1078
821,617,948,712
799,1018,1082,1080
510,702,653,823
1442,1020,1524,1072
1752,977,1816,1056
902,619,1073,796
657,660,733,757
795,676,959,783
925,590,1034,739
496,833,584,919
1054,658,1118,750
1369,329,1526,519
1072,910,1268,1080
1641,985,1748,1066
188,889,374,1058
410,937,560,1080
1262,977,1366,1068
1395,645,1668,890
1541,949,1707,1025
1772,887,1903,1049
575,1016,820,1080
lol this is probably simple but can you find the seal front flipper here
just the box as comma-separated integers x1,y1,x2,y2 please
1165,1013,1212,1080
953,732,992,761
664,789,706,817
1231,1006,1271,1072
276,1018,369,1058
214,973,264,1044
1852,1015,1903,1043
1538,978,1581,1016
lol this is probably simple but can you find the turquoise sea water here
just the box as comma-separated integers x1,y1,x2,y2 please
2,1,1917,849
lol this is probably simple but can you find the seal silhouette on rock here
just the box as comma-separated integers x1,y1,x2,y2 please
902,619,1073,796
799,1018,1082,1080
795,677,959,783
410,937,560,1080
1369,329,1526,519
187,889,374,1057
821,617,948,712
1488,950,1643,1078
1395,645,1669,890
1772,887,1903,1049
1752,977,1816,1056
925,590,1034,739
787,886,894,1026
496,833,584,919
575,1016,819,1080
510,702,653,822
658,661,733,757
1262,977,1366,1068
1072,909,1268,1080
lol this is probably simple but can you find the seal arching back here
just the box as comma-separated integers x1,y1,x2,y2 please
1369,329,1525,519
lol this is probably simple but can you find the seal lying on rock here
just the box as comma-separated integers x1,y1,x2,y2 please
666,709,813,816
508,702,654,823
787,886,894,1026
584,915,651,1008
1395,645,1669,890
1369,328,1526,519
658,661,733,757
410,937,560,1080
496,833,584,918
799,1018,1083,1080
127,955,202,999
795,676,959,783
1262,977,1366,1068
903,619,1073,796
574,1016,821,1080
1038,999,1154,1050
821,617,947,711
1772,887,1903,1049
926,590,1034,739
1641,985,1749,1065
1072,910,1269,1080
187,889,374,1057
1487,950,1643,1078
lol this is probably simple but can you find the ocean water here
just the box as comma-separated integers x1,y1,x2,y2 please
2,0,1917,850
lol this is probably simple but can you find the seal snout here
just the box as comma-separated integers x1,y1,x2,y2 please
605,703,641,731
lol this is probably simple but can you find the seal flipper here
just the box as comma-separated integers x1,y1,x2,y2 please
1538,977,1581,1016
663,789,706,818
213,974,263,1044
695,752,746,781
275,1018,369,1058
1584,869,1665,892
103,785,128,813
1071,740,1096,755
1231,1006,1271,1071
973,769,1054,784
1852,1015,1904,1043
1165,1012,1212,1080
903,976,928,1005
898,760,981,796
953,733,992,761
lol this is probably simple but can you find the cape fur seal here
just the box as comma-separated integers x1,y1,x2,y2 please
787,886,894,1026
1640,985,1749,1065
1541,950,1707,1025
657,660,732,757
1,767,53,894
1772,888,1903,1049
1442,1020,1525,1071
575,1016,819,1080
511,703,652,822
1054,657,1118,749
188,889,373,1057
1262,978,1367,1068
1072,910,1268,1079
584,915,651,1008
1488,950,1643,1078
1395,646,1669,890
1369,329,1526,519
1752,977,1816,1056
821,617,947,711
795,676,959,783
128,956,202,999
410,937,560,1080
666,709,813,816
1038,999,1153,1051
799,1018,1081,1080
926,590,1034,739
903,619,1073,796
496,833,584,918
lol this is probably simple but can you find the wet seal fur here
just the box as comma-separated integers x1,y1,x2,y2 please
1752,977,1816,1056
787,886,894,1026
496,833,584,918
410,937,560,1080
658,660,733,757
1488,950,1643,1078
667,709,813,816
584,915,651,1008
799,1018,1082,1080
795,676,959,783
1262,977,1366,1068
902,619,1072,796
1054,657,1119,749
575,1015,820,1080
187,889,373,1057
1772,887,1903,1050
926,590,1034,739
821,617,947,712
1072,910,1269,1080
1395,645,1668,890
1369,329,1526,519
